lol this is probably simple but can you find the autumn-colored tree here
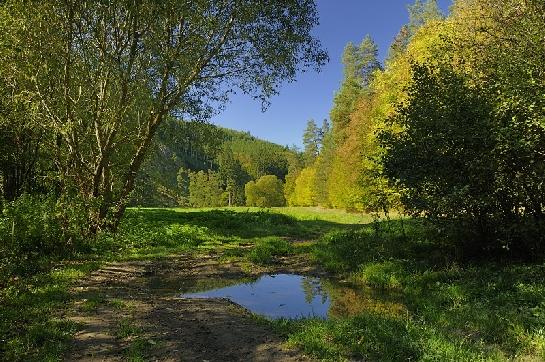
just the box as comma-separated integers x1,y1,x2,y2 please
283,147,304,206
327,34,384,211
289,167,317,207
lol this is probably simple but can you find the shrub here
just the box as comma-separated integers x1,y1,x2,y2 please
380,63,545,259
245,175,285,207
354,261,403,289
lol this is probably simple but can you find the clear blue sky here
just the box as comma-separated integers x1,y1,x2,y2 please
211,0,452,149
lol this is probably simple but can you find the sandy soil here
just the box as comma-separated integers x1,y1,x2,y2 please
65,254,323,361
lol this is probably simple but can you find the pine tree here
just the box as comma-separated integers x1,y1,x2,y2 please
314,120,335,207
330,35,381,142
387,25,410,61
217,146,250,206
319,119,330,147
302,119,321,166
176,167,190,206
387,1,443,64
356,35,382,88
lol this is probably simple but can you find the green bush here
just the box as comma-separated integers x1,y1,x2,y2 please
273,314,421,361
248,237,293,265
313,219,448,273
313,228,393,272
380,63,545,259
245,175,285,207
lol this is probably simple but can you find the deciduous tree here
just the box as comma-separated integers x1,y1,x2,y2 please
1,0,326,231
245,175,285,207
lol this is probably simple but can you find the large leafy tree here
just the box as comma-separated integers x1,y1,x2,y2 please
289,167,317,206
245,175,285,207
381,60,545,256
188,170,223,208
381,64,496,222
1,0,327,231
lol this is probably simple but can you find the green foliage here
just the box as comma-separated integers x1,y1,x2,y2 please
312,120,334,207
407,0,443,36
283,169,300,207
291,0,545,260
188,170,224,208
313,221,428,273
132,121,296,207
302,119,321,166
272,314,421,361
330,35,381,142
286,220,545,361
222,135,292,181
0,0,326,230
217,145,251,206
3,207,543,361
0,264,92,361
381,62,545,257
354,261,404,290
132,119,223,207
245,175,285,207
0,194,90,281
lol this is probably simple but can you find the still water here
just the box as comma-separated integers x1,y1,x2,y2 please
180,273,405,320
181,274,328,319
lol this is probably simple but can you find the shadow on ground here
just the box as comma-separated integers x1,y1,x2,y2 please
126,208,365,240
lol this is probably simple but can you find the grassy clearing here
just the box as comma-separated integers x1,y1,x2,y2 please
0,263,96,361
2,207,544,361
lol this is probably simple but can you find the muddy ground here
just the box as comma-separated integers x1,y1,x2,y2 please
65,253,325,361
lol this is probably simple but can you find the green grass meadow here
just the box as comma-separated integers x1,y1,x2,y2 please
1,207,544,361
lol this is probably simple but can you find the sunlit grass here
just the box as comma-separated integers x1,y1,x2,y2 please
2,207,544,361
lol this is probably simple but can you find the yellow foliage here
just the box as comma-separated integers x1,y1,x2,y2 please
289,167,317,207
325,19,453,213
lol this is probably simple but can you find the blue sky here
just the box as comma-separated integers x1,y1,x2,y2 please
211,0,452,148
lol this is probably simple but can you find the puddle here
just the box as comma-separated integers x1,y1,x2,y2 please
181,274,328,319
179,273,406,320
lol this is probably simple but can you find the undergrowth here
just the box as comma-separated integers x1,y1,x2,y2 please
267,220,545,361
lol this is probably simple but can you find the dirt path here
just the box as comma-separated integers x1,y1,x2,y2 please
65,254,321,361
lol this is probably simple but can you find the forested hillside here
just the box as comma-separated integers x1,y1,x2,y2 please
131,118,299,207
